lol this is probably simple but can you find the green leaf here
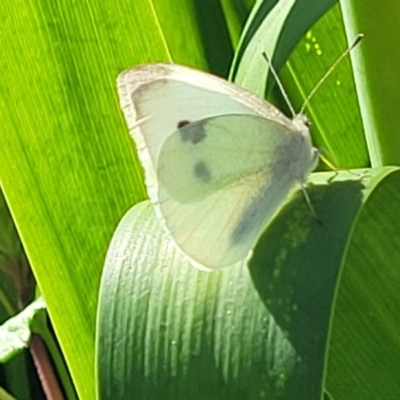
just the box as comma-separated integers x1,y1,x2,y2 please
220,0,254,48
0,0,237,396
276,4,367,169
0,298,46,363
230,0,336,95
1,0,399,398
340,0,400,166
326,168,400,398
99,201,298,400
0,386,17,400
98,167,400,399
0,1,164,398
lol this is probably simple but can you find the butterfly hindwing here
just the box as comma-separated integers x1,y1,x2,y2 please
156,115,301,269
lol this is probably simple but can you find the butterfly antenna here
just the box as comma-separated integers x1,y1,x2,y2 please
262,52,296,117
299,33,364,114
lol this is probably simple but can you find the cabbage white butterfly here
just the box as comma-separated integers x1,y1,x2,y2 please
117,62,321,271
117,32,363,271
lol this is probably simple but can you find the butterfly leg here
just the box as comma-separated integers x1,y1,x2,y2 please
301,185,322,225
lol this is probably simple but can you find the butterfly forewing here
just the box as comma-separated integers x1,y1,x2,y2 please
156,115,307,269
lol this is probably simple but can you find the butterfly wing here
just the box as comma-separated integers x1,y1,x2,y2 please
156,114,306,269
117,63,314,270
117,64,297,199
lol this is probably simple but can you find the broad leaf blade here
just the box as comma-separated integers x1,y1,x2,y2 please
340,0,400,167
0,0,209,398
326,168,400,398
278,4,367,168
98,202,300,400
231,0,336,96
98,167,399,399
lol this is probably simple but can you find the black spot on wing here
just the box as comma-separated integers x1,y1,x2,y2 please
194,161,211,182
177,120,190,128
178,121,207,144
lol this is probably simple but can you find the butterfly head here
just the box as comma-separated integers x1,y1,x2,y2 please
289,114,319,184
292,114,311,134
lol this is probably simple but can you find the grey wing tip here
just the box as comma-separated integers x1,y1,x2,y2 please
117,62,180,112
117,63,175,87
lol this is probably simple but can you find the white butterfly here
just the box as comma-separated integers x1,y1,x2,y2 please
117,63,319,271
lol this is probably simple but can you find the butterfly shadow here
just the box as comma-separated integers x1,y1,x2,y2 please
247,176,365,397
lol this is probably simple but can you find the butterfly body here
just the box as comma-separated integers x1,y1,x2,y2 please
118,63,318,270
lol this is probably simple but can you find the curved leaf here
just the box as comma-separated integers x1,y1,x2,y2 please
278,4,367,168
0,0,216,397
98,167,400,399
340,0,400,166
230,0,336,96
326,168,400,398
0,298,46,363
1,0,399,398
